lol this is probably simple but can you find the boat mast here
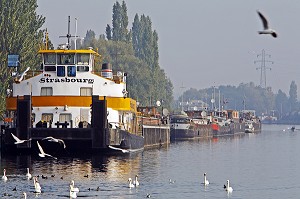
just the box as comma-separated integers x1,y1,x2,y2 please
59,16,78,49
180,83,185,112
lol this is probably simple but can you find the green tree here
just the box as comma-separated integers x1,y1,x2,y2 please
275,89,288,118
106,24,112,40
112,1,128,41
83,30,96,48
0,0,45,116
132,14,141,57
132,14,156,68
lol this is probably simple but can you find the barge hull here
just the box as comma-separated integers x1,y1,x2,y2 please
1,95,169,155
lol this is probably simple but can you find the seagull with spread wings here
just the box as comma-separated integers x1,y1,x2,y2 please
37,141,57,159
42,136,66,148
11,133,32,144
257,10,277,38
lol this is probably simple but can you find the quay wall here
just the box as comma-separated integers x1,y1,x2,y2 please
143,125,170,148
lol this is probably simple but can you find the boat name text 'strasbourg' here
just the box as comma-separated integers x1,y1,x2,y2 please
39,77,94,84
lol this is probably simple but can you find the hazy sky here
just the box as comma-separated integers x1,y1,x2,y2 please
37,0,300,98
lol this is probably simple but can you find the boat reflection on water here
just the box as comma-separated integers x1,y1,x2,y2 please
0,152,145,183
171,132,247,145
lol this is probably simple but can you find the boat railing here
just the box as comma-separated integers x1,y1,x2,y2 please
92,72,124,84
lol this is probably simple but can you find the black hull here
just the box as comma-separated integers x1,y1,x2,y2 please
1,127,145,156
213,123,246,137
170,122,248,140
170,124,212,140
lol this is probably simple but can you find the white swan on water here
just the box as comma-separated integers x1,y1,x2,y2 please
202,173,209,185
133,175,139,186
70,180,80,193
70,180,79,198
26,168,32,179
70,187,78,198
34,177,41,193
2,169,8,181
128,178,135,188
224,180,233,193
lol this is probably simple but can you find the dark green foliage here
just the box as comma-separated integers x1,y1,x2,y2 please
106,24,112,40
112,1,128,41
84,30,96,48
132,14,156,68
89,38,173,109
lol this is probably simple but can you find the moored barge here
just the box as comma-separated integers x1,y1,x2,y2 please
1,20,169,155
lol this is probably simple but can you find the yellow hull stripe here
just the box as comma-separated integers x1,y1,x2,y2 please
6,96,136,112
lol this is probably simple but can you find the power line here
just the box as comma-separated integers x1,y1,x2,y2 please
254,49,273,89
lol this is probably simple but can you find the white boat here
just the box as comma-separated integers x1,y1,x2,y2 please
245,121,254,133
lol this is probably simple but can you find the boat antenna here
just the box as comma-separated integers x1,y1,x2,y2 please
45,28,49,50
74,18,78,50
59,16,78,49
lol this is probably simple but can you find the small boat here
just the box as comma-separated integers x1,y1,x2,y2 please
245,121,254,133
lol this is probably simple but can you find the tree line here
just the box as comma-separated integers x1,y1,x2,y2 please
177,81,299,120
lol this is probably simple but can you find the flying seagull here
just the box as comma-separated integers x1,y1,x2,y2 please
37,141,57,159
42,136,66,148
108,145,129,153
257,10,277,38
11,133,32,144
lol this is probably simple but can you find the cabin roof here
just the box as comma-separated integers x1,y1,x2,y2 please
38,49,98,55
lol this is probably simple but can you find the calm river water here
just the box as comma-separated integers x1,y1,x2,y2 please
0,124,299,199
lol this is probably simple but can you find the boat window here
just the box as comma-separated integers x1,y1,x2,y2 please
41,113,53,122
77,66,89,72
57,54,75,65
67,66,76,77
57,66,65,77
80,87,92,96
41,87,53,96
76,54,90,65
171,117,189,123
59,114,72,123
44,53,56,65
44,66,56,72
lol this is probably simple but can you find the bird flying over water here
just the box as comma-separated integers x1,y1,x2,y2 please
42,136,66,148
11,133,32,144
257,10,277,38
37,141,57,159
